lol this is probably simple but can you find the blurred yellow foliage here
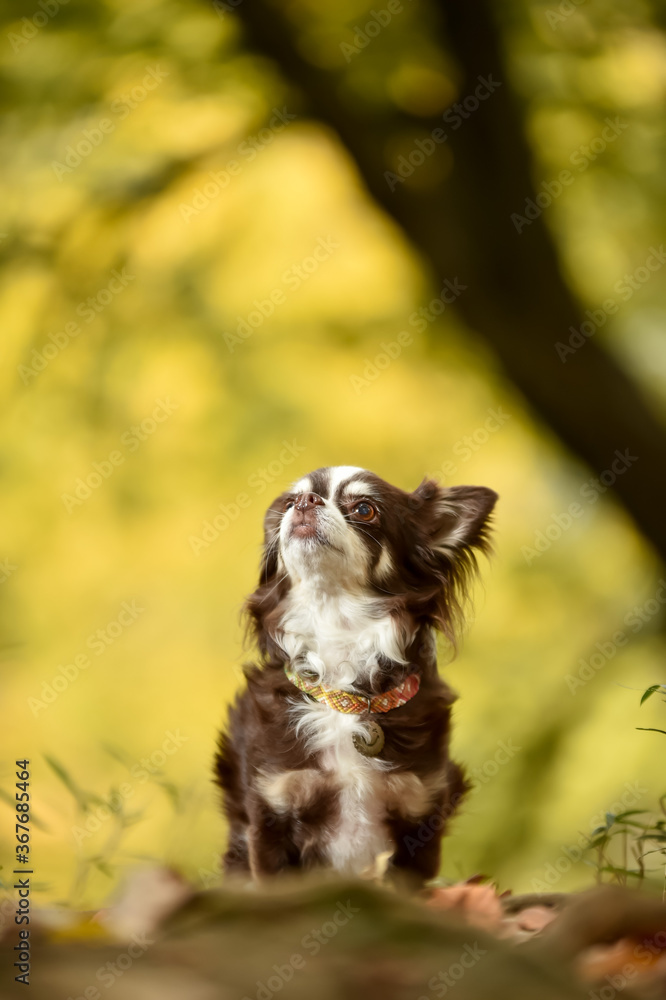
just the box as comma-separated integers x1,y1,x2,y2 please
0,0,665,908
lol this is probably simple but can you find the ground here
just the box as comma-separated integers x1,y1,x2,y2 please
2,869,666,999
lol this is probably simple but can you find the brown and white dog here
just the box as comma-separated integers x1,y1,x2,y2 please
215,466,497,885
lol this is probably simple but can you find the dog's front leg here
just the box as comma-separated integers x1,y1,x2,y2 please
386,772,468,889
385,811,444,889
247,798,299,878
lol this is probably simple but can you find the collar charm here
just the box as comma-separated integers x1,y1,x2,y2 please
283,667,420,758
351,721,385,757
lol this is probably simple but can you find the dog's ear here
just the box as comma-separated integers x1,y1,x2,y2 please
258,494,286,584
407,479,498,641
244,492,289,660
411,479,497,559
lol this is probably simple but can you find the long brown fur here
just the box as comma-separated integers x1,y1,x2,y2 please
215,468,497,886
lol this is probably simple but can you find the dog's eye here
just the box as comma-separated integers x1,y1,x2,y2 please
284,498,295,511
353,502,376,521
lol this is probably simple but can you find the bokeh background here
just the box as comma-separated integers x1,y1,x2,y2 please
1,0,665,910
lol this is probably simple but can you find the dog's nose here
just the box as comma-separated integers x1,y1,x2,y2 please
295,492,325,511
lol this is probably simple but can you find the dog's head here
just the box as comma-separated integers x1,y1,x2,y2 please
246,466,497,659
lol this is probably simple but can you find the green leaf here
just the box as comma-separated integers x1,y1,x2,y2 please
640,684,664,705
102,744,135,767
92,859,114,878
44,755,92,811
120,810,145,828
603,866,643,880
0,787,52,833
154,779,181,810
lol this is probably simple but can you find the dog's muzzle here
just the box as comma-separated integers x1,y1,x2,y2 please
290,492,325,539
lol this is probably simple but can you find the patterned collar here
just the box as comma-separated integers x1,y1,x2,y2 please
283,666,420,715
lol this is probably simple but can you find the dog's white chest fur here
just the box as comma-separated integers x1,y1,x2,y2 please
279,583,408,689
276,586,412,873
290,700,394,873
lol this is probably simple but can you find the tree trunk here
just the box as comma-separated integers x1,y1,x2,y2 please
234,0,666,562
